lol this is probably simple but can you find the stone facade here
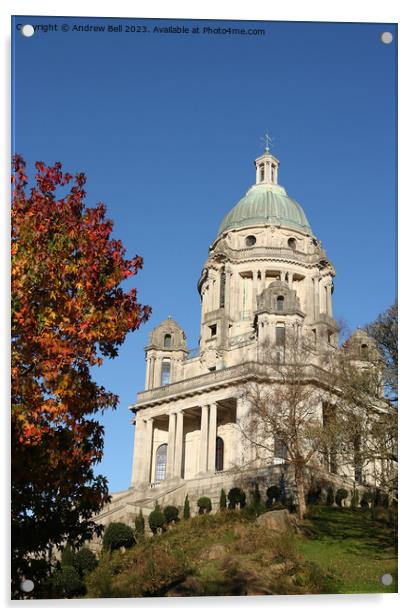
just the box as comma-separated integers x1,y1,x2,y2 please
94,147,382,531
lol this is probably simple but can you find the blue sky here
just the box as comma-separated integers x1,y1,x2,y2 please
12,16,397,492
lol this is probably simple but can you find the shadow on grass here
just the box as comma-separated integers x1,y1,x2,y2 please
303,507,397,560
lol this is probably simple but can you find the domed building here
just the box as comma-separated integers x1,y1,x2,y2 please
94,145,381,526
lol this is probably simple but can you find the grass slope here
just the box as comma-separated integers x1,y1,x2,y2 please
85,507,397,598
296,507,397,593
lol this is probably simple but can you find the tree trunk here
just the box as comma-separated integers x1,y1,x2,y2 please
294,465,307,520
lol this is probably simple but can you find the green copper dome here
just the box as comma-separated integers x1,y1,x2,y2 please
218,184,313,236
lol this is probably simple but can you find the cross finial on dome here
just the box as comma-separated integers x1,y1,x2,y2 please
261,129,274,153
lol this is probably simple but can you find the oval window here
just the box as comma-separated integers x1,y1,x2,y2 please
246,235,256,247
288,238,297,250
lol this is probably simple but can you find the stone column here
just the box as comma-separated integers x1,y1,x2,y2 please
166,413,176,480
208,402,218,472
199,405,209,473
131,415,146,486
288,272,293,288
142,418,154,484
236,397,252,466
326,284,333,317
174,411,184,478
224,270,231,316
313,276,320,320
252,272,258,312
153,357,161,388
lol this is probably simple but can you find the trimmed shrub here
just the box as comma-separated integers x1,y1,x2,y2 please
307,484,322,505
228,487,246,510
360,490,373,508
148,503,166,534
183,494,190,520
51,565,85,598
350,489,359,509
266,485,280,508
326,485,335,506
163,505,180,524
373,488,383,508
134,509,145,538
73,547,97,575
251,483,261,506
220,488,227,511
102,522,135,551
335,488,348,508
279,475,287,505
197,496,212,514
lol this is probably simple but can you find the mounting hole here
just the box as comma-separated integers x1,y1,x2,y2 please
20,579,34,592
21,24,35,37
380,32,393,44
380,573,393,586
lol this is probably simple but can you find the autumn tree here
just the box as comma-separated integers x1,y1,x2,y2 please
11,156,150,593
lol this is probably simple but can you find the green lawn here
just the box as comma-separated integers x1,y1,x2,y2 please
296,507,397,593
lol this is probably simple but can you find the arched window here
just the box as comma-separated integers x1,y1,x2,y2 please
164,334,172,348
288,237,297,250
361,344,368,359
155,444,167,481
215,436,224,471
271,164,276,183
276,295,284,311
259,164,265,182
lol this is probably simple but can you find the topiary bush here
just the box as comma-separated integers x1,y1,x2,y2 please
326,485,335,506
102,522,135,551
134,509,145,539
183,494,190,519
73,547,97,575
307,483,323,505
266,485,280,508
163,505,180,524
360,490,373,508
350,488,359,509
219,488,227,511
228,487,246,510
148,503,166,534
197,496,212,514
335,488,348,508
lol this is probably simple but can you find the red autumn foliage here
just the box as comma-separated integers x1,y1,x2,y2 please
11,155,150,592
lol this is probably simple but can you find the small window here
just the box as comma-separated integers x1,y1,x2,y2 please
312,328,317,346
164,334,172,348
361,344,368,359
161,359,171,385
288,237,297,250
209,324,217,338
271,164,276,182
276,296,284,311
259,164,265,182
216,437,224,471
245,235,256,247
